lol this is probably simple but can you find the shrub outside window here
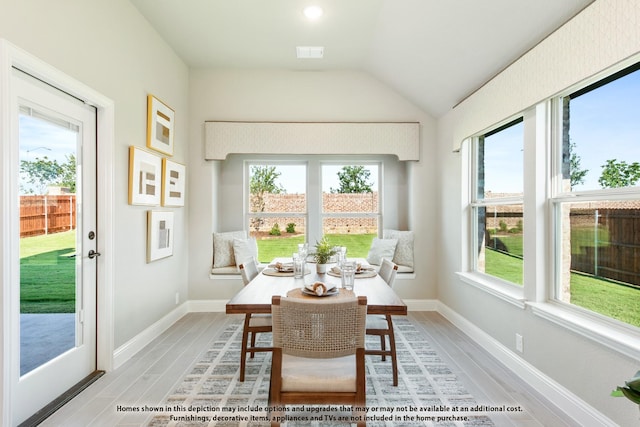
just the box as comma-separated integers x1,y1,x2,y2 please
553,63,640,328
471,118,524,285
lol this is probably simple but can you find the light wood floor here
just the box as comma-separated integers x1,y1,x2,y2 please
39,311,580,426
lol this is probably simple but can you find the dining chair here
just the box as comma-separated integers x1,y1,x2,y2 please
238,258,272,382
366,258,399,386
269,295,367,427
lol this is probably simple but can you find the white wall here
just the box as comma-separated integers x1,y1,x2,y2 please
436,1,640,425
0,0,190,349
187,69,438,301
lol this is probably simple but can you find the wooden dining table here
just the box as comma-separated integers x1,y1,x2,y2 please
226,258,407,316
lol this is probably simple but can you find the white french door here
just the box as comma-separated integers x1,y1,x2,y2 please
10,69,98,426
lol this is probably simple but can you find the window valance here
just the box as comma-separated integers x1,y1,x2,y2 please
204,121,420,161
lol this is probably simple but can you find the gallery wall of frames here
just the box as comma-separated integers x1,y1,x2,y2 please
128,95,185,262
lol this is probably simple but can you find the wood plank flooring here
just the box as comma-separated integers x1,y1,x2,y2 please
39,311,580,426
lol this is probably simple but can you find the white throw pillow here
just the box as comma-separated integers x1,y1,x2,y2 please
233,237,258,270
383,229,415,271
366,238,398,266
212,230,247,268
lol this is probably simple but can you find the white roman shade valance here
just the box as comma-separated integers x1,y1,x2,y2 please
204,121,420,161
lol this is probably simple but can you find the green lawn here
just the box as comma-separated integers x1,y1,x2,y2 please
485,248,640,327
20,230,76,313
255,233,375,263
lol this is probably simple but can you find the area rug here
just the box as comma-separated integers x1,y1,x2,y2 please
147,317,496,426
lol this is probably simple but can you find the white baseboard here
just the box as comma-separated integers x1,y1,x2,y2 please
112,303,189,369
436,301,616,427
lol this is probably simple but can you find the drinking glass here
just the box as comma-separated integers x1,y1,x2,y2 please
341,261,356,291
293,253,304,279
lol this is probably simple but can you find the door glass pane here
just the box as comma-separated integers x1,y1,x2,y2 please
19,110,78,376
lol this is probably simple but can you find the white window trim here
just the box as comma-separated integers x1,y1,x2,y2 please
529,301,640,361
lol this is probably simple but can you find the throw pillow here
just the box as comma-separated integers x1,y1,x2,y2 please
383,229,415,271
212,230,247,268
366,238,398,266
233,237,258,271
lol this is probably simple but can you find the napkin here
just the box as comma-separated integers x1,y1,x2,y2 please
306,282,335,296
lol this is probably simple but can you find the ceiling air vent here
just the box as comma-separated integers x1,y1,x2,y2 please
296,46,324,59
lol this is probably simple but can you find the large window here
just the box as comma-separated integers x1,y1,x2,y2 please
247,161,380,262
470,119,524,285
553,63,640,328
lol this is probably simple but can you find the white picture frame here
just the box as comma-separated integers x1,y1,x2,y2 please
162,158,186,207
128,146,162,206
147,210,174,262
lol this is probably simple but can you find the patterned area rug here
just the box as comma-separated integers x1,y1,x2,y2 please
147,317,495,426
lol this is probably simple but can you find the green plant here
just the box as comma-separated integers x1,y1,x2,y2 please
269,223,281,236
286,222,296,233
312,236,337,264
612,370,640,404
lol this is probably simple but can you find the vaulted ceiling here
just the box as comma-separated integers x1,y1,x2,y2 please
130,0,593,117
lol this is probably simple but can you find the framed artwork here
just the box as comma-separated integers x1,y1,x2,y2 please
147,211,174,262
146,94,175,155
162,159,186,207
128,146,162,206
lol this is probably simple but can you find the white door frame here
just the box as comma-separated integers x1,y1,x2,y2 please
0,39,115,425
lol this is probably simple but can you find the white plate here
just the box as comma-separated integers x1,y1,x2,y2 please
302,286,338,297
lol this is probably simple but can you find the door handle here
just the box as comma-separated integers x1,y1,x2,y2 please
88,250,101,259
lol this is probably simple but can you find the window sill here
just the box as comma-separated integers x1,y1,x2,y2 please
456,272,526,309
528,301,640,361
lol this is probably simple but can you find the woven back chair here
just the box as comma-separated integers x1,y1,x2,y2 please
366,258,399,385
269,295,367,427
238,259,271,382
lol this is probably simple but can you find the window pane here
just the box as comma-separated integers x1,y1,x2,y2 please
249,216,306,263
249,164,306,213
475,204,523,285
322,218,377,258
322,164,378,213
563,68,640,192
557,201,640,327
476,120,524,198
248,164,306,262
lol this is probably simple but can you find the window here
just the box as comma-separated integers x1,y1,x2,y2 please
470,118,524,285
247,161,381,262
321,164,379,257
552,63,640,328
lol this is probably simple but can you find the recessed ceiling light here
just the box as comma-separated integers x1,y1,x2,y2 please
303,5,323,21
296,46,324,59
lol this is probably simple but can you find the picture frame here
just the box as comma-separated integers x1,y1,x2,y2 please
147,210,174,262
162,158,186,207
146,94,175,156
128,146,162,206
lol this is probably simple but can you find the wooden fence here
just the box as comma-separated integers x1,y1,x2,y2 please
20,195,76,237
571,208,640,287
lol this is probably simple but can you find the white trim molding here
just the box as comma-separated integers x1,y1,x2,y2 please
437,301,617,427
205,121,420,161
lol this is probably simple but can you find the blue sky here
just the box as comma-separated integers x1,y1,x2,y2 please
19,114,77,164
269,164,378,194
484,67,640,193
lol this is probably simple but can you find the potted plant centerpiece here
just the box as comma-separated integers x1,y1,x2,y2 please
312,237,337,274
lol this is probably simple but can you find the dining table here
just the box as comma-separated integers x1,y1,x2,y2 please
226,257,407,316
